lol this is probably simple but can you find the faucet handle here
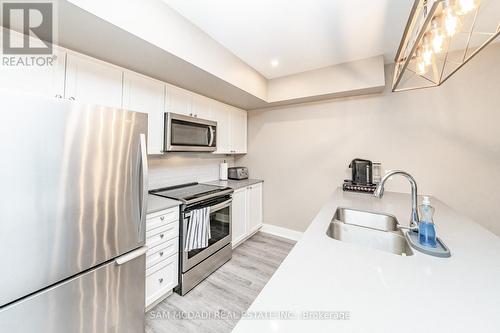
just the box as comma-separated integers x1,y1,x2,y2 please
397,221,419,231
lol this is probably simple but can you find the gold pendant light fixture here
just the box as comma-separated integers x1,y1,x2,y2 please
392,0,500,92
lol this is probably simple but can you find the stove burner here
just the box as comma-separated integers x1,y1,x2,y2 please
150,182,233,205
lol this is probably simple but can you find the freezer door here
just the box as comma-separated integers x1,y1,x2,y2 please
0,90,149,306
0,248,147,333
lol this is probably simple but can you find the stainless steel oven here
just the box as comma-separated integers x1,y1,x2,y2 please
182,196,232,271
150,183,233,295
164,112,217,152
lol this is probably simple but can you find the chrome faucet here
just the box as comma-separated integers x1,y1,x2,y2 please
373,170,420,230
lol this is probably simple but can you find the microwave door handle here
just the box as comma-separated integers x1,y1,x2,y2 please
208,126,215,147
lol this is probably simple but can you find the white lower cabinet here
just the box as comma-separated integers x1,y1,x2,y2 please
145,207,180,310
231,182,263,247
231,188,248,246
146,254,178,308
247,183,263,233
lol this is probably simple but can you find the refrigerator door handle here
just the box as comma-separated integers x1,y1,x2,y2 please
139,133,148,243
115,247,147,265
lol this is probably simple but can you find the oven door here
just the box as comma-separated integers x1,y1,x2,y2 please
164,112,217,152
182,198,232,272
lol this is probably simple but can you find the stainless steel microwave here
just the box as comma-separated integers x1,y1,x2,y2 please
164,112,217,152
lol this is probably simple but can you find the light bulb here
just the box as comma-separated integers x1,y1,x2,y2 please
422,47,434,66
443,5,461,36
431,31,445,53
415,48,429,75
420,35,434,66
430,18,445,53
416,60,428,76
456,0,480,15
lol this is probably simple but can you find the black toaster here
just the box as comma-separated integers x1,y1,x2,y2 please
228,167,249,180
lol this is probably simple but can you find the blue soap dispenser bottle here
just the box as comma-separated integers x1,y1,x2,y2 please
418,196,437,247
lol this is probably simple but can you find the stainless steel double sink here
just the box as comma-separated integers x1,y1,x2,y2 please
326,208,414,256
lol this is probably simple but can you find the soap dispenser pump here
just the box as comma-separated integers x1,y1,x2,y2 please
418,196,437,248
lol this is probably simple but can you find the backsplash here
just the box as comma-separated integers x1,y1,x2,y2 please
148,154,235,189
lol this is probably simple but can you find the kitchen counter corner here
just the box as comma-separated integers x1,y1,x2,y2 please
147,194,181,214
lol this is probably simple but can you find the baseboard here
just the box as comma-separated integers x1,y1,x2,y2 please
232,226,262,249
260,224,303,242
145,289,173,312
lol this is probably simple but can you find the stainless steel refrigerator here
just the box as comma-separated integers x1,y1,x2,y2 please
0,90,149,333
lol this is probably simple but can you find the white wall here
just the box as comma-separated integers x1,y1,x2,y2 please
148,154,234,190
237,43,500,236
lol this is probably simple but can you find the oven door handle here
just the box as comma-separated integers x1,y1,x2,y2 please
184,198,232,217
210,198,232,212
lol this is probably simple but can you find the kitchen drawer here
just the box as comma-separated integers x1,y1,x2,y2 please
146,237,178,269
146,254,178,307
146,207,179,232
146,222,179,249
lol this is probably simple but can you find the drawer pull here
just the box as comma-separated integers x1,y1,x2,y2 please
160,234,164,239
159,278,164,284
159,251,164,257
160,216,165,221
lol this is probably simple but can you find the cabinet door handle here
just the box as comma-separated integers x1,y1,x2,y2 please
159,251,164,257
160,216,165,221
159,278,164,284
160,233,164,239
69,97,75,101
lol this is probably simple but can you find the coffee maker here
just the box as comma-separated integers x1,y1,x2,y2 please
343,158,377,193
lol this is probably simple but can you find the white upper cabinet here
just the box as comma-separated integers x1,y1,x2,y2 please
65,52,123,108
230,106,248,154
0,30,65,98
212,101,232,154
213,101,247,154
166,84,214,120
165,84,192,116
0,29,247,155
122,71,166,154
191,94,213,120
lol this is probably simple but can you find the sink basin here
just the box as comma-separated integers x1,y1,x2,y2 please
326,208,414,256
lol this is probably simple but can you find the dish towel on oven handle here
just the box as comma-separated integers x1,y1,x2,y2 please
184,207,211,251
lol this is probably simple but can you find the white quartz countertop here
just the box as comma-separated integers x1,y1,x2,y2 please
147,194,181,214
232,188,500,333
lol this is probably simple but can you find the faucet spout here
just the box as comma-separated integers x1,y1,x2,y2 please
374,170,420,229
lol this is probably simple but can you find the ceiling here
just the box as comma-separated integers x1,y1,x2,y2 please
162,0,414,79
